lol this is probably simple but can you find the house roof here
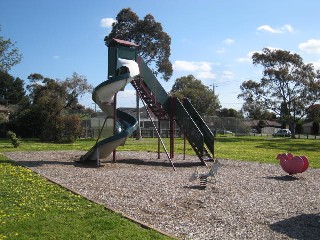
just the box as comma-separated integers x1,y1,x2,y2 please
244,119,281,127
264,120,281,127
109,38,139,47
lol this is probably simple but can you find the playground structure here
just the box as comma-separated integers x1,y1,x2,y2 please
189,159,222,188
81,38,215,169
276,153,309,175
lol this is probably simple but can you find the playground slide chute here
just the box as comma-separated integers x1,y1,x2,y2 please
80,59,139,162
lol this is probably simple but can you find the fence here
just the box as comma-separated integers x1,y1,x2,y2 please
82,115,320,139
85,115,254,139
202,116,251,135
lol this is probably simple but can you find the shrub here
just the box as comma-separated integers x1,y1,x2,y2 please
59,115,82,143
40,115,82,143
6,130,20,148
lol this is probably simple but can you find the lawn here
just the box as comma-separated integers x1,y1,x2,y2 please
1,135,319,168
0,135,319,239
117,136,320,169
0,140,173,240
214,136,320,168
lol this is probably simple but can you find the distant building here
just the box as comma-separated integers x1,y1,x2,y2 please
302,122,314,135
0,105,10,122
244,119,281,134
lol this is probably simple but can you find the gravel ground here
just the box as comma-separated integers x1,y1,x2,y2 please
4,150,320,240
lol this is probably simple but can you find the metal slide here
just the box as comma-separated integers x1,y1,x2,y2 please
80,63,139,163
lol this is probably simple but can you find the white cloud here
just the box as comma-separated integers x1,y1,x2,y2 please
216,39,234,54
117,90,137,108
283,24,294,33
257,25,281,33
173,60,211,72
53,55,60,60
237,48,282,63
237,51,255,63
173,60,216,79
100,18,116,28
312,59,320,70
265,46,282,52
299,39,320,54
223,38,234,45
257,24,294,34
222,70,234,80
198,71,216,79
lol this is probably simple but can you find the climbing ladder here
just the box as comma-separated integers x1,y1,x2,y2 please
131,77,168,120
131,57,214,165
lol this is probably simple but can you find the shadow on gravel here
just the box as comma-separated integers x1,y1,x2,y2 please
270,214,320,240
16,160,78,167
115,158,204,168
14,155,95,168
183,185,207,190
264,175,300,181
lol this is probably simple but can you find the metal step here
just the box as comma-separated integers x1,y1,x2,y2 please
131,77,168,119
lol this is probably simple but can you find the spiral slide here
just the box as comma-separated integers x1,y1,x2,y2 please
80,58,139,162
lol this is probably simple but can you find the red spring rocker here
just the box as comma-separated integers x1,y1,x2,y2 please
276,153,309,175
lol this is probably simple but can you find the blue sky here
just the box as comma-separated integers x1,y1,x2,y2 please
1,0,320,111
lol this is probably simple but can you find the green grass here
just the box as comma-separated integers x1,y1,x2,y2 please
0,135,319,239
1,136,319,168
0,141,172,240
0,138,95,152
214,136,319,168
117,136,320,169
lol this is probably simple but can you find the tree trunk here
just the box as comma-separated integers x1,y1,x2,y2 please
290,121,296,139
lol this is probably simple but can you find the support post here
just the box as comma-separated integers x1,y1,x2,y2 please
136,90,142,140
169,97,175,159
170,117,175,159
158,119,161,159
96,147,100,167
113,93,117,163
183,130,186,160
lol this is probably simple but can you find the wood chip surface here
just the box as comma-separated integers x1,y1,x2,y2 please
4,150,320,240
